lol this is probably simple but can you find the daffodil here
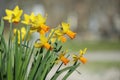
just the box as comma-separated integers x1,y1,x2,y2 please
3,5,23,23
34,35,52,50
73,48,87,64
61,22,76,39
49,29,66,43
56,50,69,65
22,13,49,34
13,27,26,44
36,14,49,33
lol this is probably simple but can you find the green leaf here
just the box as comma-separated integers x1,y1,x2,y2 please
7,49,13,80
28,53,42,80
20,46,34,80
0,35,7,79
0,19,4,35
7,22,13,80
14,31,19,80
39,53,57,80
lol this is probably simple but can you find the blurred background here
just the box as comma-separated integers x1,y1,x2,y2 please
0,0,120,80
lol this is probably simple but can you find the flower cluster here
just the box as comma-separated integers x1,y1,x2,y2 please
3,6,87,65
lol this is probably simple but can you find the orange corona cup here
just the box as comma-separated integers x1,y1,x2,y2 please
60,36,66,43
40,24,50,32
79,57,87,64
60,56,69,65
66,30,76,39
44,43,52,50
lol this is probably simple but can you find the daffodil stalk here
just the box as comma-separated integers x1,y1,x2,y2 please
0,5,88,80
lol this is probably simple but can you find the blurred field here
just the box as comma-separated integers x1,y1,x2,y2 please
63,40,120,52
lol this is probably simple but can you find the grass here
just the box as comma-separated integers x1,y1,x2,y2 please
63,40,120,52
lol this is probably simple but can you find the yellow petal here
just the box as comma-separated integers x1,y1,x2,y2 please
13,5,19,12
62,22,70,33
83,48,87,54
54,29,64,36
72,54,78,62
37,13,46,24
3,9,13,22
22,14,30,25
21,27,26,40
40,34,48,43
80,48,87,55
30,13,36,22
34,43,43,48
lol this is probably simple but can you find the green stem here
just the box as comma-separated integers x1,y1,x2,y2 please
7,22,13,80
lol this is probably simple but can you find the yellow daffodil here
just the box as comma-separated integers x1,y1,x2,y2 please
3,5,23,23
34,35,52,50
51,35,66,43
35,14,49,33
22,13,49,34
61,22,76,39
13,27,26,44
56,50,69,65
73,48,87,64
49,29,66,43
